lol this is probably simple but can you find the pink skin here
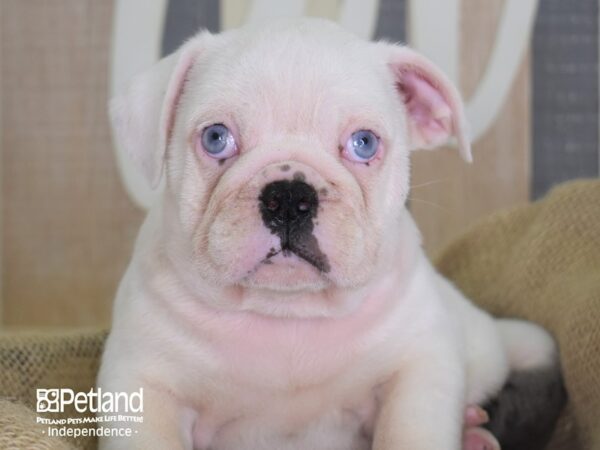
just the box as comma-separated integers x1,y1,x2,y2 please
401,72,452,145
464,405,501,450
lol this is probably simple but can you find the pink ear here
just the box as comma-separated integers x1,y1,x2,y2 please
388,46,472,162
110,32,211,188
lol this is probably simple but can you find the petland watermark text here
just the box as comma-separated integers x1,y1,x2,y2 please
36,388,143,438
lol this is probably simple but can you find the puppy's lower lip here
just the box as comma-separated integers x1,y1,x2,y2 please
262,248,282,262
263,244,330,273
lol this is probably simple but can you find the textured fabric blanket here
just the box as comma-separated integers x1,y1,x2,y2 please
0,329,106,449
1,179,598,449
436,179,600,450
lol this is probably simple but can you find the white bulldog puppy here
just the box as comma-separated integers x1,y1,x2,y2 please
98,19,565,450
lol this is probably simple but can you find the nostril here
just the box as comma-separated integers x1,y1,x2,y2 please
297,200,311,213
266,198,279,211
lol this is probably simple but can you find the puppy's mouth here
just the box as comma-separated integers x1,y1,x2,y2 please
240,246,329,293
263,239,330,273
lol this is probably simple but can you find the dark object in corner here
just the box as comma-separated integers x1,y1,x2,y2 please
483,364,567,450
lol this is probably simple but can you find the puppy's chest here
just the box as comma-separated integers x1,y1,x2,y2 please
193,386,380,450
191,347,385,450
184,295,401,449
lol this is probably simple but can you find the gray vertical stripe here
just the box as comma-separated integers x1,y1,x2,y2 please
373,0,406,42
162,0,220,56
160,0,406,53
532,0,599,199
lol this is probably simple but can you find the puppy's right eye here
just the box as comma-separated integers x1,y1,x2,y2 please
198,124,237,159
343,129,380,163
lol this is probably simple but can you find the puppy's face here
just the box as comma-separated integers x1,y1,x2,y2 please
112,20,470,316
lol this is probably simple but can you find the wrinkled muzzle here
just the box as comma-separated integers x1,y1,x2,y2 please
203,159,372,291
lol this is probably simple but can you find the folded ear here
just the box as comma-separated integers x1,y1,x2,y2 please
109,32,211,188
385,45,472,162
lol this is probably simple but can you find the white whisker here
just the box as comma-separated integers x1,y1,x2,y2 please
408,197,452,214
410,178,450,190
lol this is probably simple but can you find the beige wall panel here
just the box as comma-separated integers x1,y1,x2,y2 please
1,0,144,326
222,0,341,29
0,0,5,325
411,0,531,254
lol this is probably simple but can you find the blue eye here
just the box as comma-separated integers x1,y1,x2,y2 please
199,124,237,159
344,130,379,162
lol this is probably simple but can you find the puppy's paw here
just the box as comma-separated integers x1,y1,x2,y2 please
463,427,501,450
464,405,489,428
463,405,501,450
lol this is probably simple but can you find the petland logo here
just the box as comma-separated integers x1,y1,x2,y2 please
37,388,143,414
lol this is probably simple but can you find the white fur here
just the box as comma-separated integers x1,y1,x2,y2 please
98,19,556,450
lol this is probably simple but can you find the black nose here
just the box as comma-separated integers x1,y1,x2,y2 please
258,180,318,234
258,179,330,272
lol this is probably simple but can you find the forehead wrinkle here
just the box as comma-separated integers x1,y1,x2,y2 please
185,25,392,148
227,62,343,142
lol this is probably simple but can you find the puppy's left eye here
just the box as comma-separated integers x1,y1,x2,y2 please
198,124,237,159
343,130,380,163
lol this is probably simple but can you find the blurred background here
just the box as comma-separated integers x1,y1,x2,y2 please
0,0,597,327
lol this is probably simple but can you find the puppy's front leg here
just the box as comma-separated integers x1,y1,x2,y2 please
98,384,192,450
373,347,465,450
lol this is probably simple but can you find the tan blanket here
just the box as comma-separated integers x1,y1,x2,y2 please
436,179,600,449
0,329,106,449
1,179,598,449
